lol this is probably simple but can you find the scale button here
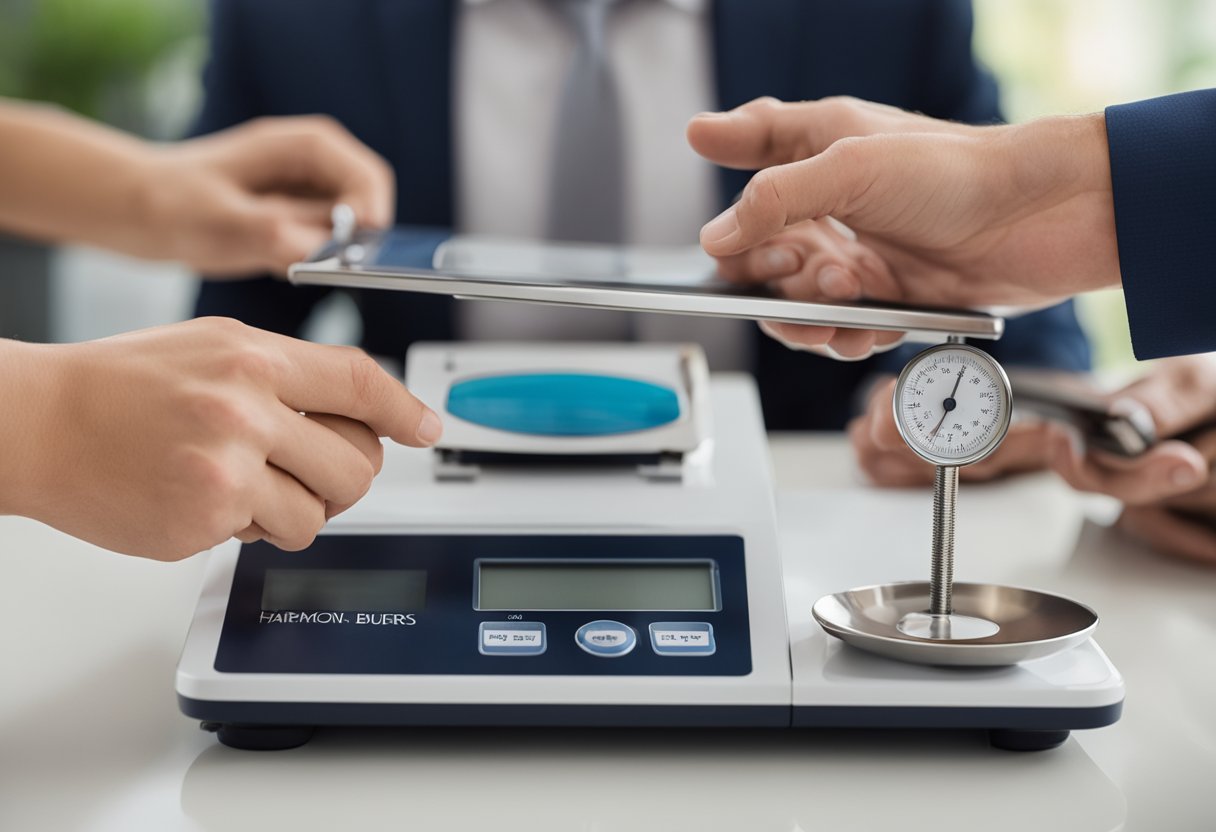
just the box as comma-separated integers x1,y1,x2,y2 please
479,621,547,656
649,622,716,656
575,620,637,657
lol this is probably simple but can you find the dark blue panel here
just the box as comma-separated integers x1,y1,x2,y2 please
792,701,1123,731
215,535,751,677
180,698,789,728
179,696,1122,733
447,373,680,436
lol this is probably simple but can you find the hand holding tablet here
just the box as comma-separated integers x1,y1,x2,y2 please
686,97,1119,355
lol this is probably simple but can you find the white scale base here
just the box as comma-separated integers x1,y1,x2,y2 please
176,371,1123,751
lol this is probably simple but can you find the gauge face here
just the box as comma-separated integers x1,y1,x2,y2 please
893,344,1012,466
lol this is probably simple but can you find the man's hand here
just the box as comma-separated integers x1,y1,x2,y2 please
687,97,1119,353
0,318,441,560
1118,444,1216,564
138,116,395,275
848,376,1054,486
1045,356,1216,563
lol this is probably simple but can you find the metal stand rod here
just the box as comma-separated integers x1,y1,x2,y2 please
930,465,959,616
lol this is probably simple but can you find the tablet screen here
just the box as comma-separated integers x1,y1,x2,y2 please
363,228,754,295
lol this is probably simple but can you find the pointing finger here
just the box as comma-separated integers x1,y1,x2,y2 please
687,96,962,171
265,336,443,447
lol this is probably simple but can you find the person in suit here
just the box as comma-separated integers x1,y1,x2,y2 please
190,0,1091,437
690,88,1216,561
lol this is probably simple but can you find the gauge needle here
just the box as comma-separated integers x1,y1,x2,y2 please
929,367,966,439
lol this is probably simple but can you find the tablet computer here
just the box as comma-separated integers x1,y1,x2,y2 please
287,227,1004,341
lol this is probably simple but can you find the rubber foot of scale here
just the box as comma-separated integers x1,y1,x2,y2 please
201,721,316,751
987,728,1070,752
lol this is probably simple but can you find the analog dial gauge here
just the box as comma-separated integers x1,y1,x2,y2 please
893,344,1012,467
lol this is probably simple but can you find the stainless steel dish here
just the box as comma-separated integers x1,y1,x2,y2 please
812,581,1098,667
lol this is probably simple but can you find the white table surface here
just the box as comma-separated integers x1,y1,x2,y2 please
3,433,1214,832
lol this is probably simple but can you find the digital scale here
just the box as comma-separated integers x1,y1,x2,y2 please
176,339,1124,752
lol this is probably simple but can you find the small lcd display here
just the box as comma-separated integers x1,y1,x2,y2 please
476,561,718,611
261,569,426,612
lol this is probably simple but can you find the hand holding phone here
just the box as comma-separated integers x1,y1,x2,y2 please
850,359,1216,563
1033,358,1216,563
1010,371,1157,457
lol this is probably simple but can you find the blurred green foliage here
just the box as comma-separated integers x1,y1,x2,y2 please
0,0,201,125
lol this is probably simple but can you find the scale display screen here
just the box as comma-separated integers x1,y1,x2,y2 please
261,569,427,612
476,561,718,611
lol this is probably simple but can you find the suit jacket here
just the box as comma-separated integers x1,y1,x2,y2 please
193,0,1091,429
1107,88,1216,360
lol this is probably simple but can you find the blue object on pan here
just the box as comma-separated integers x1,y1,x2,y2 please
447,373,680,436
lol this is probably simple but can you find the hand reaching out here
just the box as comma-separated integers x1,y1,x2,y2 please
688,96,1119,354
0,102,395,276
1045,356,1216,563
0,318,441,560
138,115,395,275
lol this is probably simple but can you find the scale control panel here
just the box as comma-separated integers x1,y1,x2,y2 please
476,619,717,658
215,535,751,677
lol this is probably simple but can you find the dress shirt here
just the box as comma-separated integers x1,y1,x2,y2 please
454,0,751,369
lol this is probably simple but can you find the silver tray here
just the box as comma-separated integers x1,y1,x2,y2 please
813,581,1098,667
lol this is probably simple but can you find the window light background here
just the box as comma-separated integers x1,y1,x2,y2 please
974,0,1216,371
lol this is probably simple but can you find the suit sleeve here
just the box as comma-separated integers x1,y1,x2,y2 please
191,0,262,137
1106,88,1216,359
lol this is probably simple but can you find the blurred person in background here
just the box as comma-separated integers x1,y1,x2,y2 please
188,0,1091,448
0,99,441,561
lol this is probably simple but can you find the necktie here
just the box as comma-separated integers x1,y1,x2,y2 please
547,0,625,244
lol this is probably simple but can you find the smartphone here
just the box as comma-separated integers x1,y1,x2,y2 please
1010,371,1157,457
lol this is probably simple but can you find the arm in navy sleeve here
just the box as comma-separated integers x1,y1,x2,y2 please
1106,88,1216,359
